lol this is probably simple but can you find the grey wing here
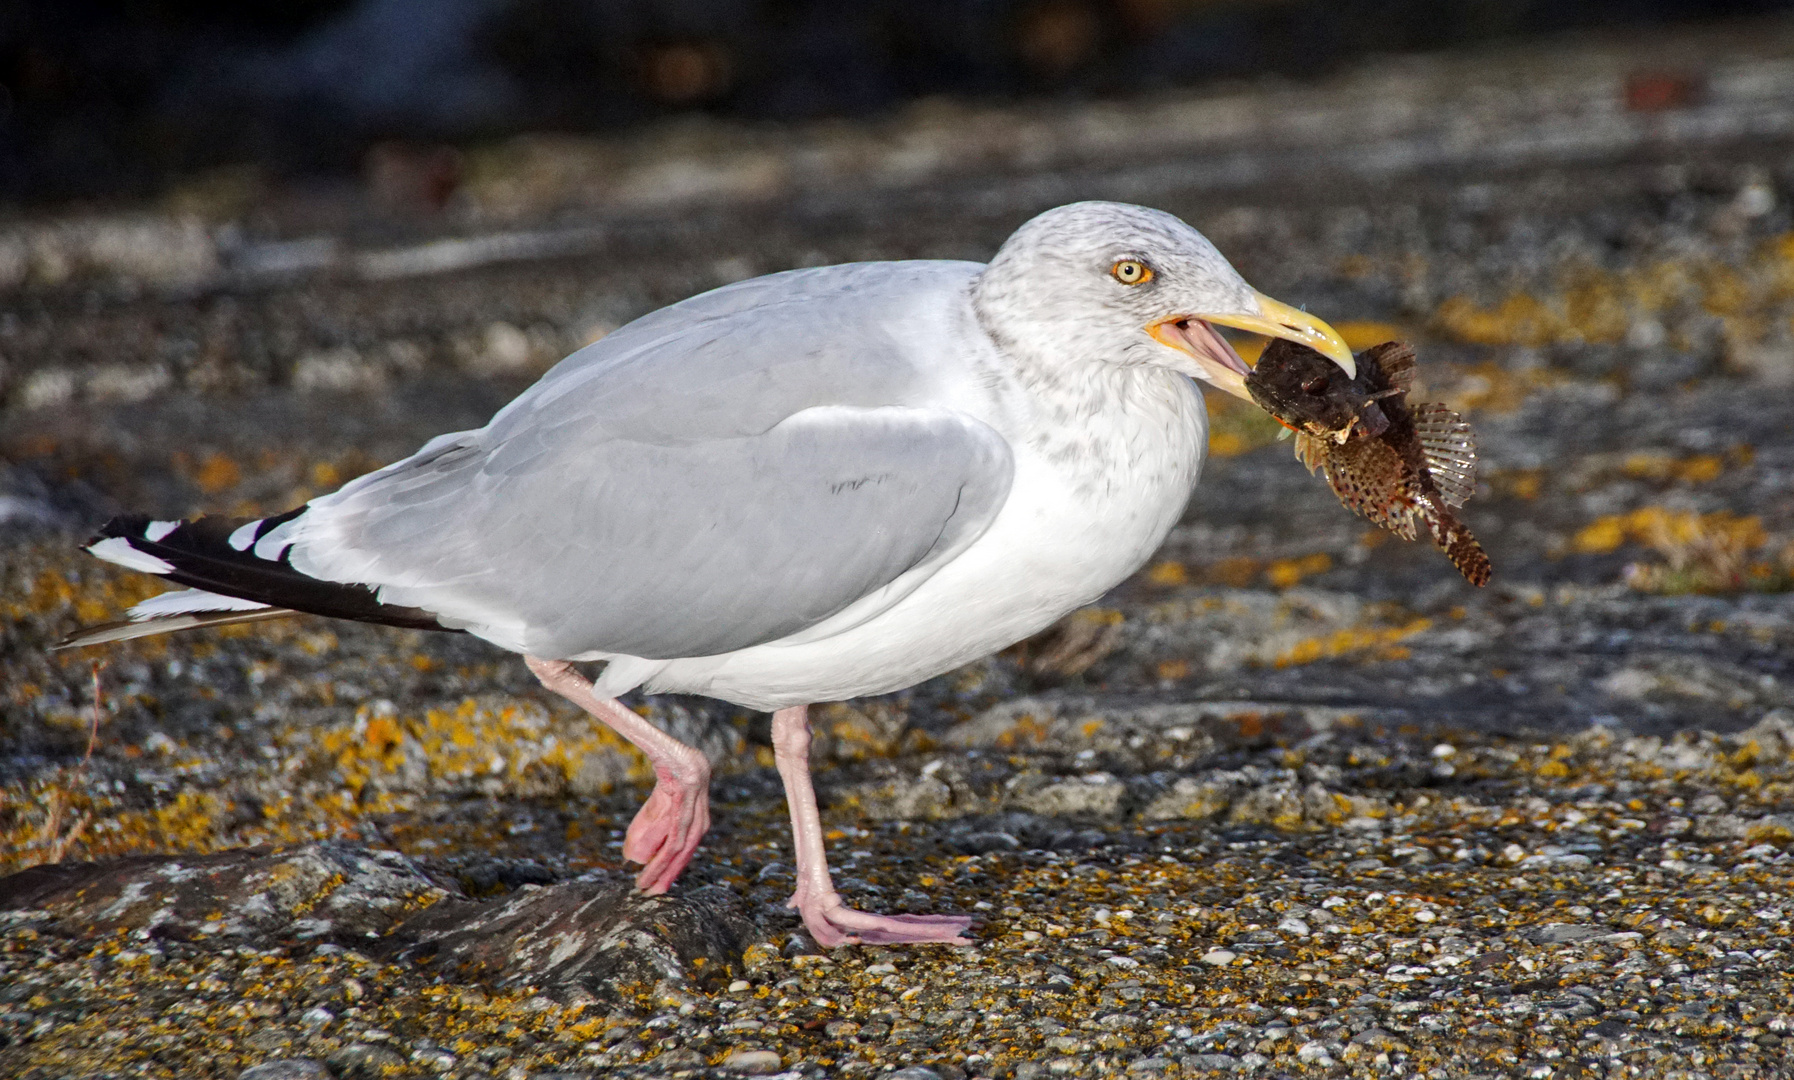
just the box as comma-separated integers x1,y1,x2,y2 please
485,260,987,446
288,405,1013,660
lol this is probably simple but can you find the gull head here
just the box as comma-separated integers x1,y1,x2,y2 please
974,201,1352,399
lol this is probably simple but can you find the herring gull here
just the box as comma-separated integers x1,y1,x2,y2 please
62,200,1352,946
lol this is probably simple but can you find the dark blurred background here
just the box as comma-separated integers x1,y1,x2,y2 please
5,0,1793,206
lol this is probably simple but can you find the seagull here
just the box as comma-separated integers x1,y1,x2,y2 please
62,201,1352,947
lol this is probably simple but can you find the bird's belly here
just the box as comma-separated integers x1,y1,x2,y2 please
652,387,1206,710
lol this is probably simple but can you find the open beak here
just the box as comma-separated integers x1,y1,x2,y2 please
1149,290,1355,401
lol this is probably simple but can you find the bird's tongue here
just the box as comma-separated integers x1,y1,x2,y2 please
1171,319,1252,377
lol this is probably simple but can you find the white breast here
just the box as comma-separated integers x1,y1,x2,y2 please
650,365,1208,710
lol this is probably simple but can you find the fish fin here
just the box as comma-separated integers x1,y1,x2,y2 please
1294,432,1328,473
1413,494,1493,586
1363,341,1418,394
1413,402,1478,508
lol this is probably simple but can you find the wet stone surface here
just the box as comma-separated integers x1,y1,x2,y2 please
5,22,1794,1080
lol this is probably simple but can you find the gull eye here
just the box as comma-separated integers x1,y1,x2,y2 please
1111,259,1152,285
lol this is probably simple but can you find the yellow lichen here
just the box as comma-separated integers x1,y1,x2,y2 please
1272,617,1432,668
1569,505,1789,593
1264,552,1332,590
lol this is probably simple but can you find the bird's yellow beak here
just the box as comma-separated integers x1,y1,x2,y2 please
1149,291,1355,401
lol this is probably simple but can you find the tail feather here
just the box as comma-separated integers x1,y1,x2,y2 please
61,510,456,648
57,608,296,650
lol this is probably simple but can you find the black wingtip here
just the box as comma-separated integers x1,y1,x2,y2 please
76,508,458,635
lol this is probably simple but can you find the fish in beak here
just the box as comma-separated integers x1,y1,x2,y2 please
1149,291,1354,400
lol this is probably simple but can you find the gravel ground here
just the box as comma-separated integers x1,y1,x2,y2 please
5,20,1794,1080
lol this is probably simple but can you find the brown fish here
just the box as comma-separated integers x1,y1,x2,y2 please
1246,338,1492,587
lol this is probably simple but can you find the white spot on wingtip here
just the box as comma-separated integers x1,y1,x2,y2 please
87,536,175,574
227,520,261,551
144,520,180,542
252,534,293,561
129,588,271,620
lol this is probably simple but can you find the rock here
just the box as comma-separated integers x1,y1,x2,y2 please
1140,777,1236,821
947,695,1354,754
238,1061,332,1080
1518,851,1594,870
887,1068,945,1080
1693,814,1751,839
1746,814,1794,841
951,830,1021,854
782,932,821,958
851,774,956,820
327,1043,407,1078
1295,1040,1334,1065
242,1027,301,1054
1738,708,1794,761
1181,1053,1240,1072
381,878,756,1001
721,1048,784,1073
1350,1027,1407,1051
0,843,453,942
1017,607,1127,680
1225,780,1378,830
1528,923,1607,944
1010,775,1127,818
1200,949,1237,966
409,1045,457,1072
811,700,909,760
1127,1056,1178,1072
298,1007,336,1029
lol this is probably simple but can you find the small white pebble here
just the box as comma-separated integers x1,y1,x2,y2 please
1200,949,1237,966
727,980,750,992
1431,743,1458,758
1415,909,1438,923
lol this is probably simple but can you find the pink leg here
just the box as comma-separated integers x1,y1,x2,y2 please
526,657,710,894
771,704,971,947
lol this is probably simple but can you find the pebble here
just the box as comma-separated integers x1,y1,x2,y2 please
1181,1053,1240,1071
297,1007,335,1029
238,1062,331,1080
721,1048,784,1074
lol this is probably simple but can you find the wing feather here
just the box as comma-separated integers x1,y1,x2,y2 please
276,262,1014,661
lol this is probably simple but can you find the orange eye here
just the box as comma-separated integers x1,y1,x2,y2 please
1112,259,1152,285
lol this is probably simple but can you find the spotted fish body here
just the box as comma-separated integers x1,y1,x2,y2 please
1247,339,1492,587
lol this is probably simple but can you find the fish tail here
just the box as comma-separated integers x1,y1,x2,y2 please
1416,496,1493,586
